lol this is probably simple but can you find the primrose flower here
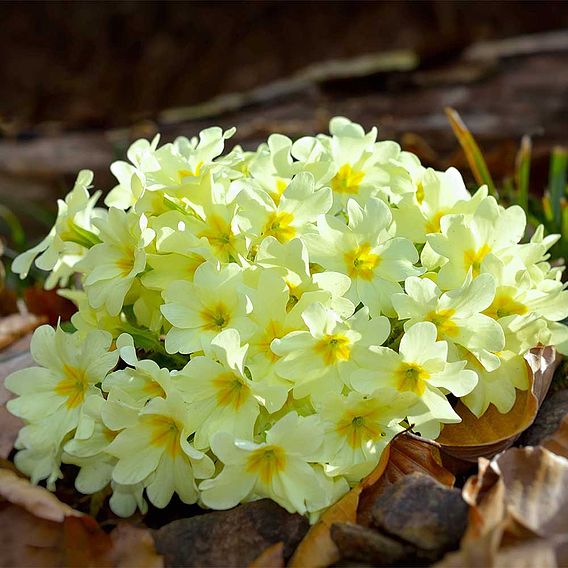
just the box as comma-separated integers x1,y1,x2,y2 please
305,198,422,316
62,395,148,517
102,334,176,405
236,172,332,245
200,412,336,514
12,170,102,286
7,116,568,519
427,197,526,290
393,273,505,371
313,117,393,213
458,348,529,417
105,135,161,209
272,303,390,401
254,236,354,318
5,325,118,485
318,389,417,482
78,207,155,316
352,322,478,438
106,392,214,508
393,167,488,243
161,260,255,354
175,329,288,450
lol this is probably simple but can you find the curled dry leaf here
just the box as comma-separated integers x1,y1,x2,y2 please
248,541,285,568
357,433,455,526
437,346,560,462
0,338,36,458
290,432,456,568
110,524,164,568
542,412,568,460
0,467,163,568
288,445,391,568
0,313,46,351
437,446,568,567
0,468,81,522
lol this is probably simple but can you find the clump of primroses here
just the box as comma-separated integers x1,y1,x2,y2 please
6,118,568,520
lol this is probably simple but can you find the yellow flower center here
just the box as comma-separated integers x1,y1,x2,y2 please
245,445,287,483
425,210,446,234
147,415,182,457
395,362,429,396
262,211,296,243
415,181,425,204
483,293,528,320
336,411,384,448
331,164,365,195
313,333,352,366
198,215,236,256
463,244,491,277
143,380,166,399
177,161,203,182
344,243,380,281
212,372,251,410
269,179,288,206
425,308,458,338
200,302,232,332
255,320,286,363
116,246,135,277
54,364,89,409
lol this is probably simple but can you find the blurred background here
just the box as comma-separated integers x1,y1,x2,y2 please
0,0,567,319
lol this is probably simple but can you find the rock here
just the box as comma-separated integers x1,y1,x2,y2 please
517,389,568,447
330,522,415,566
372,472,468,556
153,499,309,567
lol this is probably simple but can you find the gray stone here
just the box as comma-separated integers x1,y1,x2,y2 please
518,389,568,447
372,472,468,555
153,499,309,567
331,522,415,566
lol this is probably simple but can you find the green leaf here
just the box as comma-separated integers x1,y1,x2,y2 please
445,107,496,196
548,146,567,230
515,135,531,212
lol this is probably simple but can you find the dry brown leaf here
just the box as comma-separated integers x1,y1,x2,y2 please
248,541,285,568
0,313,46,351
357,433,455,526
0,468,81,522
436,446,568,567
437,347,559,462
288,446,391,568
0,467,163,567
0,343,35,458
543,413,568,460
110,524,164,568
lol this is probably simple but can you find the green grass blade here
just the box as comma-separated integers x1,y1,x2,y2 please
0,204,26,248
548,146,567,230
515,135,531,212
445,107,496,196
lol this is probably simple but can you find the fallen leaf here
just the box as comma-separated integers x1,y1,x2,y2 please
436,446,568,567
0,467,163,567
288,446,390,568
0,313,45,351
542,412,568,460
248,541,285,568
0,468,81,522
0,341,35,458
23,286,77,327
437,347,559,462
110,523,164,568
357,433,455,526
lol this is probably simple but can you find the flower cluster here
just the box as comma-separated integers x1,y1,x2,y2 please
6,118,568,519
